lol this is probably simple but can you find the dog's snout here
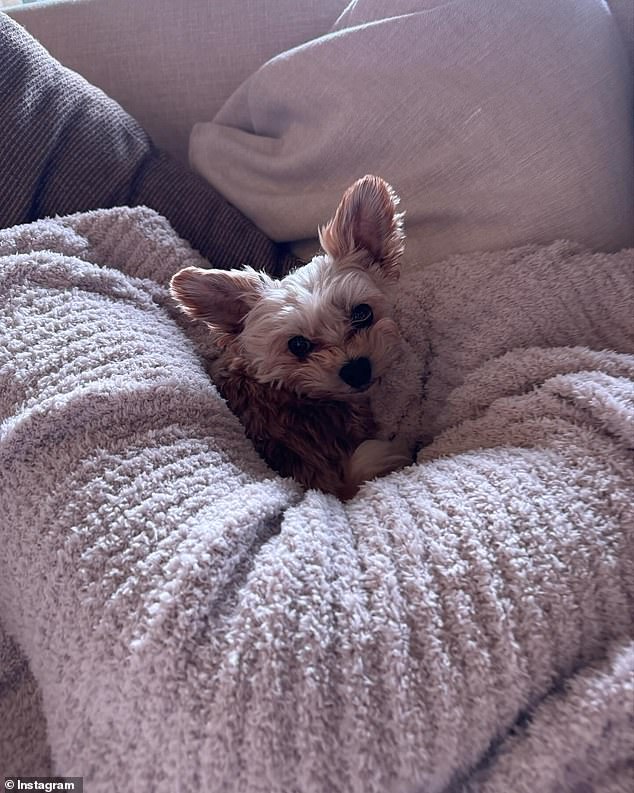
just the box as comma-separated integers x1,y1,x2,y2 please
339,357,372,389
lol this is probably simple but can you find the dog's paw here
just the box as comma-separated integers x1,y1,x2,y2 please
342,437,413,498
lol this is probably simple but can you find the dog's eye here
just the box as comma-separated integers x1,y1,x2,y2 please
350,304,373,328
288,335,314,358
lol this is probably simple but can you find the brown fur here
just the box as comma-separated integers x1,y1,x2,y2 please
170,175,411,498
215,360,376,498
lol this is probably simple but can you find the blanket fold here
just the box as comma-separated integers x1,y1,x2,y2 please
0,207,632,793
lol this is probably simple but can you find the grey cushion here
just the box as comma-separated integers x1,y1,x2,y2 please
0,14,298,276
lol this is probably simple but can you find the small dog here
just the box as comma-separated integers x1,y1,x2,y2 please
170,175,412,498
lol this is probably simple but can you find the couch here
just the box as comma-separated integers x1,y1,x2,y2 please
1,1,633,791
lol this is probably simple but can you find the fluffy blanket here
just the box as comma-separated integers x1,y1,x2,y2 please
0,207,633,793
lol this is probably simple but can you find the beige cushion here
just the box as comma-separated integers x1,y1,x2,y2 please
10,0,345,161
190,0,634,265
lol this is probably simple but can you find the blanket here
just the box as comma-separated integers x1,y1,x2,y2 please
0,207,633,792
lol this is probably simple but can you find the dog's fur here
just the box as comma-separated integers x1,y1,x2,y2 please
170,175,413,498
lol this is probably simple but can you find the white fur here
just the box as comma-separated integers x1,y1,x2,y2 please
239,255,402,397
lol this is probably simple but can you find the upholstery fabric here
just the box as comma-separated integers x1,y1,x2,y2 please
9,0,346,161
190,0,634,265
0,13,298,276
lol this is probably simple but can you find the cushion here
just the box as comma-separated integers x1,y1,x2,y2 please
190,0,634,265
9,0,345,161
0,13,298,276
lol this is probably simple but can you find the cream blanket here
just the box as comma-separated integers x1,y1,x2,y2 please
0,207,633,792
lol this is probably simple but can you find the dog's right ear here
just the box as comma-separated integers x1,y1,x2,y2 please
319,175,404,281
170,267,264,334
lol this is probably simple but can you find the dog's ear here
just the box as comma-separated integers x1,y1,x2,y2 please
170,267,264,334
319,175,404,280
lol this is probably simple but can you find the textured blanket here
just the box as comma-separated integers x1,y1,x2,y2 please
0,207,633,792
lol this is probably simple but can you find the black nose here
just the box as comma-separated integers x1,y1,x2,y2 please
339,357,372,389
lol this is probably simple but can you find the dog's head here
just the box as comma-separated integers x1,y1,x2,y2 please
170,175,405,399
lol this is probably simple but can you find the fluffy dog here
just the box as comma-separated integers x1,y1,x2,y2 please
170,175,413,498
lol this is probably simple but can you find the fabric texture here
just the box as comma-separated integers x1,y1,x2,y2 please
190,0,634,266
0,626,51,776
9,0,345,161
607,0,634,65
0,13,298,277
0,206,632,791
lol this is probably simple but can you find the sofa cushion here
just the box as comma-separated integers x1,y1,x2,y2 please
190,0,634,266
9,0,346,161
0,13,298,276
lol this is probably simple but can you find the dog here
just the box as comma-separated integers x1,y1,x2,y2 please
170,175,413,498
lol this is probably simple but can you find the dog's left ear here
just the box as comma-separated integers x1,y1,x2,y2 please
170,266,264,335
319,175,404,280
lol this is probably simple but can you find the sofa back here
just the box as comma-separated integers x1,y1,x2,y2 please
10,0,345,161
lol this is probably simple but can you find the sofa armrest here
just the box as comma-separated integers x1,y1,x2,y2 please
9,0,344,161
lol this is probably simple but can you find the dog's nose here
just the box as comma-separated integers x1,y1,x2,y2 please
339,357,372,389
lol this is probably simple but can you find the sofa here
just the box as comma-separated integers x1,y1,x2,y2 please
1,1,633,791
